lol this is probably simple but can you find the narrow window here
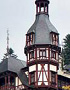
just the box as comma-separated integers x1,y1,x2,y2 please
56,52,58,60
41,7,44,12
30,72,35,84
31,51,34,58
43,50,46,57
40,49,46,57
26,33,34,46
45,6,47,12
29,35,31,41
40,50,42,57
38,7,39,13
51,51,56,60
28,53,29,60
52,34,58,46
30,51,34,59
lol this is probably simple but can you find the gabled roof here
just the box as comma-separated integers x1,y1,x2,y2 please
27,14,58,45
0,56,29,87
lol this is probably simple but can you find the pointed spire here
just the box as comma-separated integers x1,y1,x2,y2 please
7,29,9,55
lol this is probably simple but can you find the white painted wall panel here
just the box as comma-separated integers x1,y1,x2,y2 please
38,82,42,85
50,65,57,72
43,72,48,81
38,64,41,71
25,71,28,76
44,82,48,85
15,77,18,86
15,77,22,86
44,64,48,70
19,79,22,85
38,72,42,81
29,65,36,72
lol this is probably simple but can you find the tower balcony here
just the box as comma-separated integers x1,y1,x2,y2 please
25,46,59,66
27,57,59,67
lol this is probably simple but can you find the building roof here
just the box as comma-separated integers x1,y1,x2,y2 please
58,69,70,79
0,56,29,87
27,14,58,45
64,64,70,71
0,56,26,73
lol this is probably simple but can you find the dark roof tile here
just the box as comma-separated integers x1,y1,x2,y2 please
27,14,58,45
0,56,29,86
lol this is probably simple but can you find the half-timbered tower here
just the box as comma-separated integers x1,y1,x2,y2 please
24,0,61,90
0,0,70,90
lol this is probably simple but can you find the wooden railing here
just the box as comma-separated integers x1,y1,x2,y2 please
0,85,25,90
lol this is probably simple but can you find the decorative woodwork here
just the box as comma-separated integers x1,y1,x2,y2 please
24,0,61,89
51,33,58,46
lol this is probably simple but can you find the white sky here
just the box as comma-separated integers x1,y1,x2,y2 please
0,0,70,61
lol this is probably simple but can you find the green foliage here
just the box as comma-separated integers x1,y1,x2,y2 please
62,34,70,65
8,48,14,55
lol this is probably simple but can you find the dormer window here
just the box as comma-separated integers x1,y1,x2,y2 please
52,34,58,46
26,33,34,46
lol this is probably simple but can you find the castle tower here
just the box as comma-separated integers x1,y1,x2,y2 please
24,0,61,90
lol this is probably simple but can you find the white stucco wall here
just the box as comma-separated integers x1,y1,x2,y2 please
50,64,57,72
29,65,36,72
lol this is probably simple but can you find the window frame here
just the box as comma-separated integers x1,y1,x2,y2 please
39,49,46,57
52,33,58,46
26,33,34,46
30,72,35,84
51,51,56,59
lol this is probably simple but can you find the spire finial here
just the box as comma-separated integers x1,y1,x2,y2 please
7,29,9,55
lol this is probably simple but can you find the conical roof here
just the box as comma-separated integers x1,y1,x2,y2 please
27,14,58,45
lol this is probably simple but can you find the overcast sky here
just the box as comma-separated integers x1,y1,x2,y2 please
0,0,70,61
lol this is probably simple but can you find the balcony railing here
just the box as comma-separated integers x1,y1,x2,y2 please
0,85,25,90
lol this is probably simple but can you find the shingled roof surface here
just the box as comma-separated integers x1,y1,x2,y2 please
27,14,58,45
0,56,29,86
